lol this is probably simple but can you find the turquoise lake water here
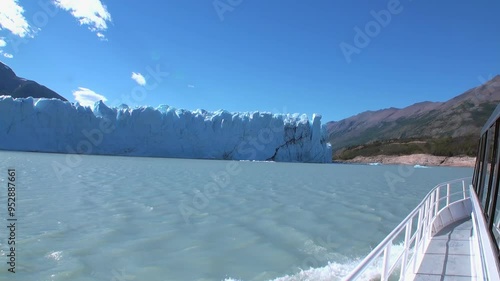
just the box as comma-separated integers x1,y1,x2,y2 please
0,151,472,280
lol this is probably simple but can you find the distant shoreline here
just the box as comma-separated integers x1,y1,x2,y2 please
334,154,476,167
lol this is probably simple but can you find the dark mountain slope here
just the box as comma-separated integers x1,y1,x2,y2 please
0,62,67,101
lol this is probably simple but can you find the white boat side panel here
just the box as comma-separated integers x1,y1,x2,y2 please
431,199,472,236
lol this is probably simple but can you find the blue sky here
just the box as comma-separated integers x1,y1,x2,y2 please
0,0,499,122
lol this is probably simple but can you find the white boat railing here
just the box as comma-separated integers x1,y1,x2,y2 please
342,177,472,281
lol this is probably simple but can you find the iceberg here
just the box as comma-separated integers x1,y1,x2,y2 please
0,97,332,163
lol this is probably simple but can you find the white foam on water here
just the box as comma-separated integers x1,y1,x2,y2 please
46,251,63,261
222,244,406,281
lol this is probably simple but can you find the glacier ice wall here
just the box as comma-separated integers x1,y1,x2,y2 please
0,97,332,163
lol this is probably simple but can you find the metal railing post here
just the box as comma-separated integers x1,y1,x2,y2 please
436,186,440,213
446,183,451,206
463,180,467,199
381,243,392,281
422,197,430,253
400,220,412,278
430,191,436,221
413,207,423,272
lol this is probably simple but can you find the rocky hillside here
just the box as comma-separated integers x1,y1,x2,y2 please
326,75,500,157
0,62,67,101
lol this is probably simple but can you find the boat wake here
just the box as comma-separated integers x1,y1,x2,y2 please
224,244,405,281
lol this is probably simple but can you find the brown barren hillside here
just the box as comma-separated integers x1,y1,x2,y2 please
326,75,500,159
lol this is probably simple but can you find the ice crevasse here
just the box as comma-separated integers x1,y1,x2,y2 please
0,97,332,163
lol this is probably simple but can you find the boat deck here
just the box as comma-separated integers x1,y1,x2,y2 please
414,218,475,280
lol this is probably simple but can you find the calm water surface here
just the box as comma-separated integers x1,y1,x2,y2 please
0,151,472,281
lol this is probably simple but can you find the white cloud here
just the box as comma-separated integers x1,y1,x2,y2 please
73,87,107,107
187,84,195,88
131,72,146,86
54,0,112,36
3,53,14,59
96,32,107,40
0,0,35,37
0,38,6,47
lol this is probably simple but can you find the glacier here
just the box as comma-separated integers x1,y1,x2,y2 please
0,97,332,163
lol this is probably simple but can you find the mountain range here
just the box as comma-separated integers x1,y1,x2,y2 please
1,61,498,160
326,75,500,158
